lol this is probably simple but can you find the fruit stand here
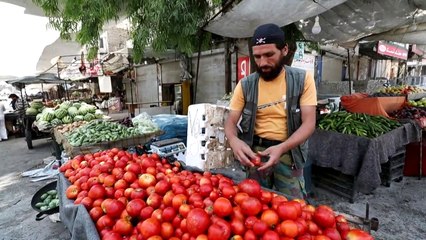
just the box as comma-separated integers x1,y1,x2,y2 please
54,148,376,240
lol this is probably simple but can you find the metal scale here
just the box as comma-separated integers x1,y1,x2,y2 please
150,138,186,159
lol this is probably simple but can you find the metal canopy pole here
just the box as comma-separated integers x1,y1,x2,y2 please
347,49,352,95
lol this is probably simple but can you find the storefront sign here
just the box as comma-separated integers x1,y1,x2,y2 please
237,56,250,82
292,53,315,73
377,41,408,60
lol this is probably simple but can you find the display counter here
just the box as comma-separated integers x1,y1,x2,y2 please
308,121,421,195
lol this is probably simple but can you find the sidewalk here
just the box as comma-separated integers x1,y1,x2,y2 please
0,137,70,240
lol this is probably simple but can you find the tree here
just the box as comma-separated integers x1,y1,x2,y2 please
33,0,222,63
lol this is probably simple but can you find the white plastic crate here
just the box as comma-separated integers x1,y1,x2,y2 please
185,103,234,171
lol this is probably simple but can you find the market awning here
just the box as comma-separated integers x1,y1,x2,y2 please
6,73,65,89
204,0,426,49
204,0,347,38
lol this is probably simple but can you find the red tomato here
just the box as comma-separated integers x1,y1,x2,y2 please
209,217,232,240
161,206,177,222
123,171,138,183
277,201,300,220
154,179,171,195
104,199,125,218
137,218,161,239
244,216,259,230
240,197,262,216
186,208,210,236
88,184,106,199
252,221,268,236
260,209,279,228
244,229,257,240
279,220,299,238
250,155,262,166
130,188,146,200
80,197,93,209
199,184,214,198
314,235,332,240
260,190,273,204
323,228,342,240
230,218,245,236
238,179,261,198
66,185,80,199
172,193,188,210
178,203,192,218
126,199,146,218
161,222,174,239
147,192,162,209
221,185,237,199
113,218,133,236
213,197,233,217
261,230,280,240
346,229,374,240
313,207,336,229
103,175,116,187
89,206,104,222
138,173,157,188
140,206,154,219
96,215,114,231
126,162,142,175
234,192,250,206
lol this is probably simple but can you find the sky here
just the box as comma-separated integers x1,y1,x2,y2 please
0,2,59,77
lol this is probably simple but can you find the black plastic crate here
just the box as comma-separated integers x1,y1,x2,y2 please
380,148,406,187
312,166,358,203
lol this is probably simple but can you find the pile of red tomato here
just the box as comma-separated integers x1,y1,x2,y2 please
59,148,374,240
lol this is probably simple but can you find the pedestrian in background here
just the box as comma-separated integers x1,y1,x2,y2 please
0,102,7,141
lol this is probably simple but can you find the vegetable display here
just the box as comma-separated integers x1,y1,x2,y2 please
318,111,401,138
59,148,374,240
65,121,143,146
35,101,104,128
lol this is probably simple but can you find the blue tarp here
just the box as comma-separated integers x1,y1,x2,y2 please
152,114,188,144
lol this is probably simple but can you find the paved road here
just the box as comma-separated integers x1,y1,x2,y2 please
0,137,70,240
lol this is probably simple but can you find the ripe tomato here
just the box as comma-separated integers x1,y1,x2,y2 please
113,218,133,236
162,206,177,222
126,199,146,218
161,222,174,239
208,222,232,240
277,201,300,220
186,208,210,236
138,218,161,239
66,185,80,199
213,197,233,217
221,185,236,199
250,155,262,166
138,173,157,188
104,199,125,218
96,215,114,231
323,228,342,240
261,230,280,240
89,206,104,222
230,218,245,236
244,229,257,240
252,221,268,236
240,197,262,216
238,179,261,198
279,220,299,238
346,229,374,240
88,184,106,199
260,209,279,228
154,179,171,195
313,207,336,229
172,193,188,210
140,206,155,219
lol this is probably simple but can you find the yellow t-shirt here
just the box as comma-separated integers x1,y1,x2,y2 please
229,69,317,141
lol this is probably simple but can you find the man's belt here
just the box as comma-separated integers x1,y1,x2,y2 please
253,135,282,148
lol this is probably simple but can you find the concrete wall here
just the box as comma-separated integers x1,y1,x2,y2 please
321,56,343,82
134,49,227,105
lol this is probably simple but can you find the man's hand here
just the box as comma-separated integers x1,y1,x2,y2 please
257,144,285,171
229,138,257,167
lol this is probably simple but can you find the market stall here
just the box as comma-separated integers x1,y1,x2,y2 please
309,120,421,202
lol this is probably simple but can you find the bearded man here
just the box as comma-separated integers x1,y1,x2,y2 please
224,23,317,199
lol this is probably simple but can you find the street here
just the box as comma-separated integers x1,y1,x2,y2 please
0,137,69,240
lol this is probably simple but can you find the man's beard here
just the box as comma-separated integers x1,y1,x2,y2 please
256,57,285,81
